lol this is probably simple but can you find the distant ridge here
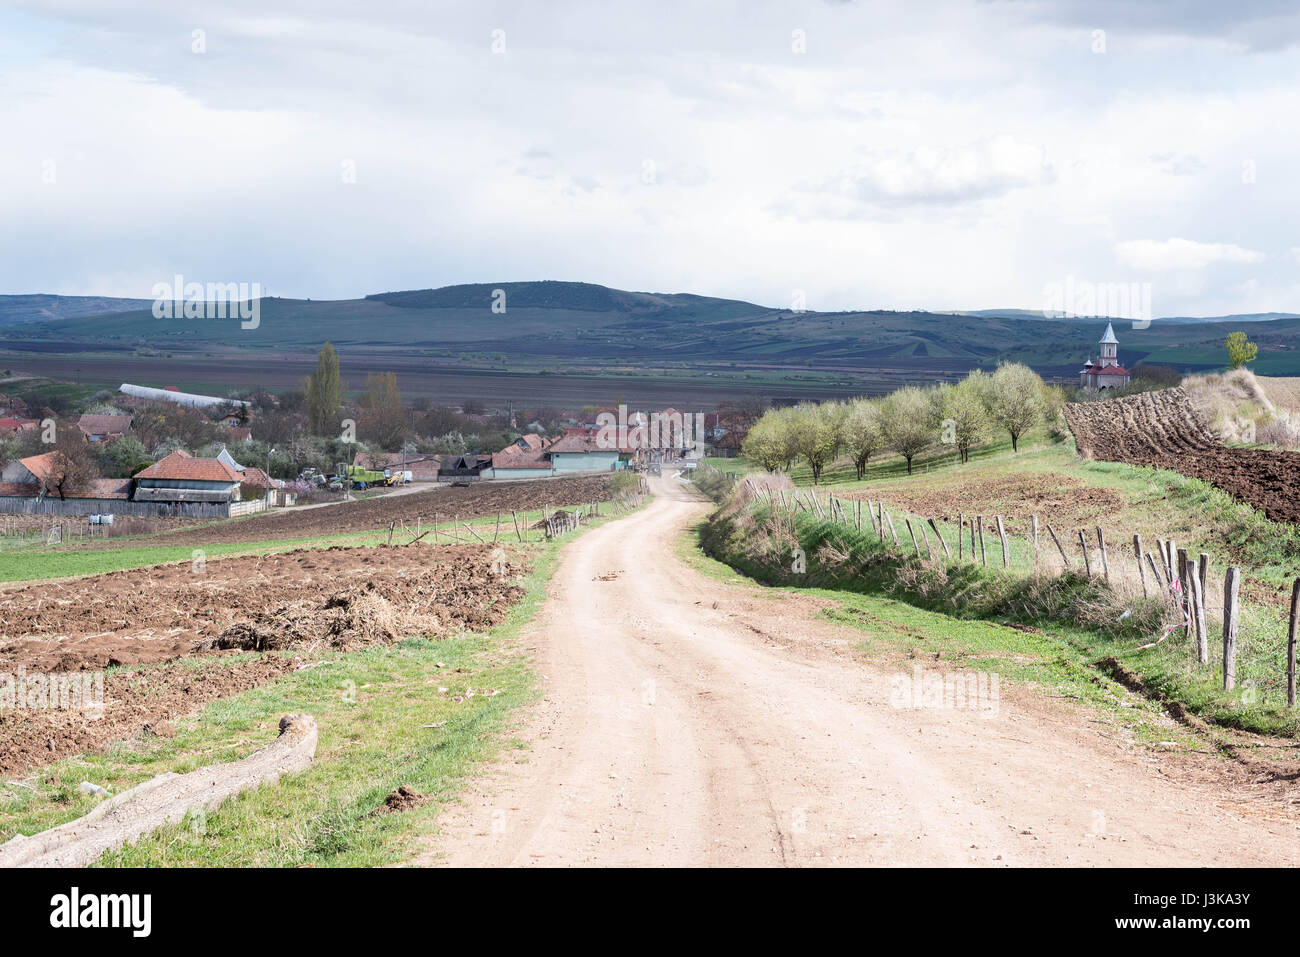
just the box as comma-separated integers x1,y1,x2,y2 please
2,282,1299,377
2,284,1289,327
0,294,153,327
366,280,769,317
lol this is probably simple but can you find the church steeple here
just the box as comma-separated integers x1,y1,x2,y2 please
1099,323,1118,367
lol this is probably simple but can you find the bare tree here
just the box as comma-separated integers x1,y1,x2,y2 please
42,433,99,499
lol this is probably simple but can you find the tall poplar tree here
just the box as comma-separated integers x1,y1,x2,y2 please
306,342,341,436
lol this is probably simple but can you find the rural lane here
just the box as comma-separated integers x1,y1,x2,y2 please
420,476,1298,866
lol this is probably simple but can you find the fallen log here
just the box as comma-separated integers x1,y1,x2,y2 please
0,714,318,868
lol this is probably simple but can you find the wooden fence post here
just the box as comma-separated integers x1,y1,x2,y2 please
927,518,952,559
1222,567,1240,691
1145,552,1164,590
1046,523,1071,570
1176,548,1191,622
996,516,1009,567
1188,562,1208,664
1198,553,1210,600
1289,578,1299,708
917,520,934,558
1077,530,1091,576
1096,527,1109,582
883,509,899,547
976,516,987,567
1133,534,1147,597
1031,514,1040,567
905,519,921,557
957,513,963,560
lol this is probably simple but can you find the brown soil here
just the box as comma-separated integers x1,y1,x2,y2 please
842,473,1126,536
369,784,429,816
62,475,612,552
1065,387,1300,525
0,545,522,672
0,655,298,776
0,544,526,776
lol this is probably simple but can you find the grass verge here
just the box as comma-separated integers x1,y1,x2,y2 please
674,519,1194,748
0,505,580,584
696,491,1300,737
0,497,644,865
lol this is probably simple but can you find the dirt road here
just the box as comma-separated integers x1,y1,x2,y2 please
422,476,1298,866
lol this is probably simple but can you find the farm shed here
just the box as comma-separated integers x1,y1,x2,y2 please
353,451,440,481
437,453,493,483
132,450,242,503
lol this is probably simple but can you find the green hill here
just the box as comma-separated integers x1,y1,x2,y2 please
1,283,1297,401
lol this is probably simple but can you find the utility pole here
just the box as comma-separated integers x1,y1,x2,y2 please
265,446,275,504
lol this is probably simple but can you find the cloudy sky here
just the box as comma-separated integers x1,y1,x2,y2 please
2,0,1299,315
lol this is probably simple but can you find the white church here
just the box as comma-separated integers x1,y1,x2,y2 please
1078,322,1132,390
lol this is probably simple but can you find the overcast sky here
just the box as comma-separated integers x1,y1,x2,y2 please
2,0,1299,315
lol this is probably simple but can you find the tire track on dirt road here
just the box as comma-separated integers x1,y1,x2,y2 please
418,476,1299,867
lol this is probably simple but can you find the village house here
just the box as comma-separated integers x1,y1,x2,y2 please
0,451,131,505
215,447,296,505
546,429,637,473
491,433,556,480
1079,323,1133,390
131,450,243,504
0,447,280,517
0,416,39,437
76,413,132,443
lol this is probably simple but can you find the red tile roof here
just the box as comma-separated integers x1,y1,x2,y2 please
17,452,60,482
547,431,637,454
86,478,131,500
236,466,277,488
1097,365,1131,376
495,434,549,460
76,413,131,436
135,450,241,483
0,481,38,498
492,454,552,470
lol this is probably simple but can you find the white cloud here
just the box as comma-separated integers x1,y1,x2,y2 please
838,136,1054,207
1114,238,1268,271
0,0,1296,316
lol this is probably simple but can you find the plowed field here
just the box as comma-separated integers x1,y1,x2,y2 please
1064,387,1300,525
0,544,525,774
68,474,613,551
